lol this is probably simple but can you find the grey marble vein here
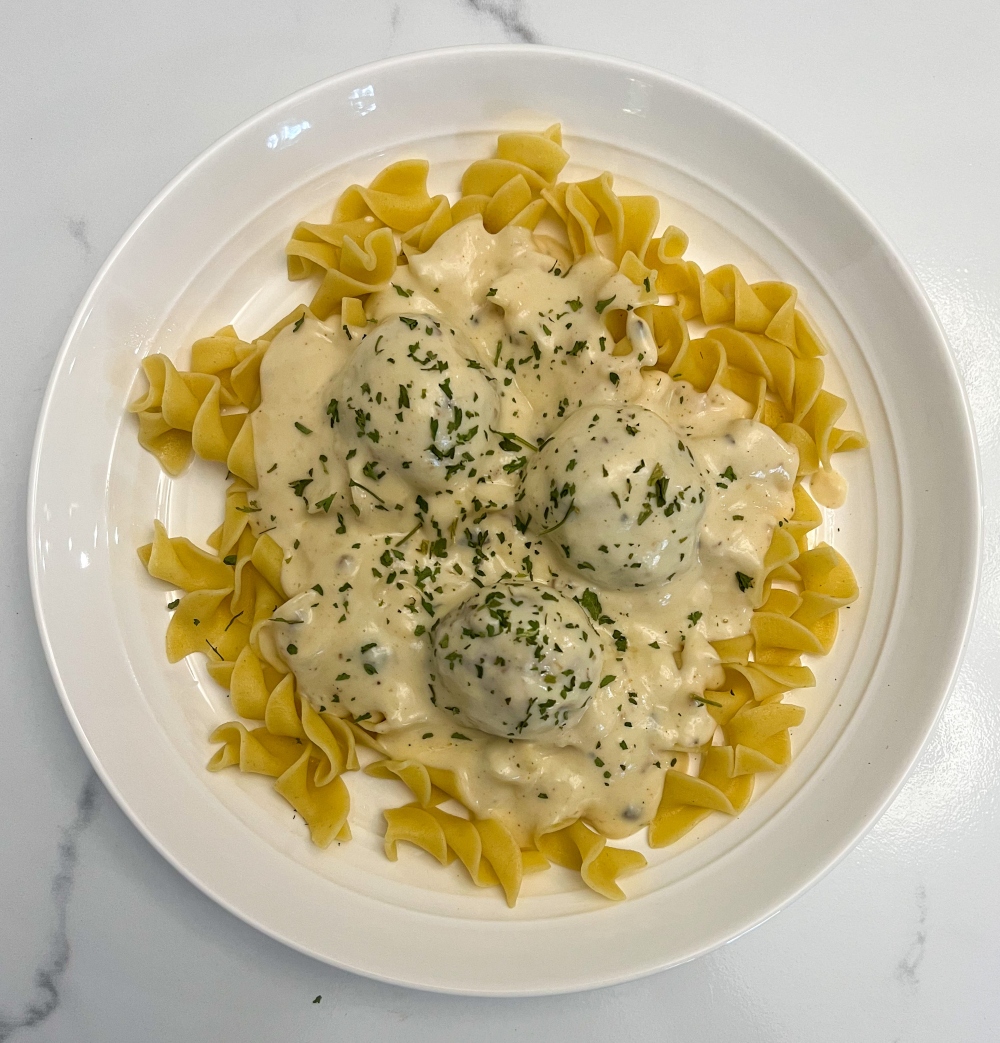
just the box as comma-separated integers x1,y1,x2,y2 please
895,883,927,988
66,218,91,254
461,0,540,43
0,773,100,1043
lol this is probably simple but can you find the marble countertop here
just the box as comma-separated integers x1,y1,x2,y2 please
3,2,998,1039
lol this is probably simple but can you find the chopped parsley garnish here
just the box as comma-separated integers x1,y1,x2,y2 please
595,295,616,314
294,421,312,434
348,479,385,503
736,571,754,592
490,427,538,452
579,588,602,621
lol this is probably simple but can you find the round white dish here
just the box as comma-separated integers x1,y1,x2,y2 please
28,46,980,994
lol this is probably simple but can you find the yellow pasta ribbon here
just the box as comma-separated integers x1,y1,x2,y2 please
309,227,398,320
649,746,755,848
535,820,647,901
275,746,352,847
130,353,249,473
207,721,303,776
137,520,234,591
381,803,529,905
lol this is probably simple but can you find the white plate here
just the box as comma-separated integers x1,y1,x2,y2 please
28,46,980,995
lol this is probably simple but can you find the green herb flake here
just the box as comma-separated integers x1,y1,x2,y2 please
599,674,616,688
736,571,754,592
294,421,312,434
595,295,616,314
580,588,602,621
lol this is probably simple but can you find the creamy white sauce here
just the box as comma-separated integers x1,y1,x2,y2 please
250,217,797,844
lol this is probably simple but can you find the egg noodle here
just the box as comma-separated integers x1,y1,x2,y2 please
130,125,866,905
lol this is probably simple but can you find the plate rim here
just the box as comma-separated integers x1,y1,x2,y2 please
27,43,983,995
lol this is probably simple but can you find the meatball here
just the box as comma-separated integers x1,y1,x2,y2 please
521,404,707,588
431,583,602,739
330,314,500,493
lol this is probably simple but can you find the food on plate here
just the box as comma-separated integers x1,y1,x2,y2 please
130,124,866,904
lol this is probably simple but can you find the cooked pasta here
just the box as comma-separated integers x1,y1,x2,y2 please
131,124,866,905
